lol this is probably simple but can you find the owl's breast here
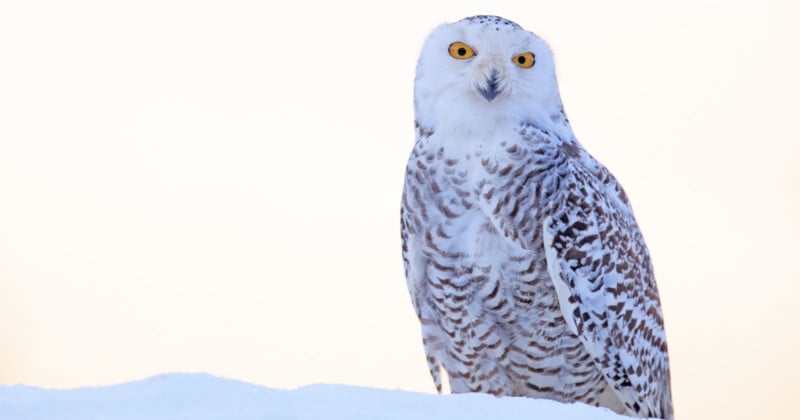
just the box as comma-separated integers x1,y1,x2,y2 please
402,130,564,311
404,129,559,251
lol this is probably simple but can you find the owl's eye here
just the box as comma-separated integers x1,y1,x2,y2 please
448,42,475,59
512,52,536,69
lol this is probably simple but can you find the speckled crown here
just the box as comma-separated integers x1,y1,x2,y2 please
460,15,522,30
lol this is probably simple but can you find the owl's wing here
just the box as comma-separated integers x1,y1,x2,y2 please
542,165,672,419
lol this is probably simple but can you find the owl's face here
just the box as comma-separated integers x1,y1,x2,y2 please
414,16,563,135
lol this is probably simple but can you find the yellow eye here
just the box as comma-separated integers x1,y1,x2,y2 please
448,42,475,59
512,52,535,68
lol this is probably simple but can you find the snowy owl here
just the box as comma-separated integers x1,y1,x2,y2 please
400,16,673,419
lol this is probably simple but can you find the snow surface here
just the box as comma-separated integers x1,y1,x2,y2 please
0,373,634,420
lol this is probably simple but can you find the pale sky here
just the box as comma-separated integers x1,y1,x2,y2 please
1,1,798,419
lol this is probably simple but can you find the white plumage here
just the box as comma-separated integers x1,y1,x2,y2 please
401,16,672,419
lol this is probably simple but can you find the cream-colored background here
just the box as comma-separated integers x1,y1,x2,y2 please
1,1,798,419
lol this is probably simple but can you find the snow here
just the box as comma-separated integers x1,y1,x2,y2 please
0,373,633,420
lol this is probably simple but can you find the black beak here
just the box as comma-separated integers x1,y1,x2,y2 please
480,71,500,102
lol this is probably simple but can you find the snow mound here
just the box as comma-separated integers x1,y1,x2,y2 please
0,373,632,419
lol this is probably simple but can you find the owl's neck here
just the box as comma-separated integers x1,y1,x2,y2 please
415,94,575,147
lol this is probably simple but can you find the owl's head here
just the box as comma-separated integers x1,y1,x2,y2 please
414,16,567,136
